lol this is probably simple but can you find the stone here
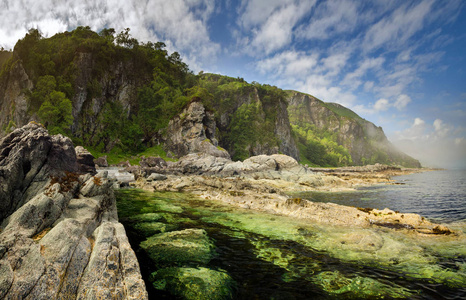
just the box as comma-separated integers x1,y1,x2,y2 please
94,155,109,167
162,101,231,159
140,229,215,266
0,124,148,299
75,146,97,174
147,173,167,181
151,267,235,300
140,156,167,168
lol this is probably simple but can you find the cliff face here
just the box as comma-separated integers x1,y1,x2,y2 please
0,58,34,132
0,28,420,167
71,52,144,139
0,55,145,140
162,100,231,159
287,92,421,167
198,75,299,161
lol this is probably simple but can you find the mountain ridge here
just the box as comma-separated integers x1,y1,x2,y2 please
0,27,421,168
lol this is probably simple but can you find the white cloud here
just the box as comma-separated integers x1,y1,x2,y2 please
296,0,359,40
455,137,464,146
342,57,385,88
0,0,220,69
394,94,411,110
391,117,466,168
238,0,315,55
238,0,289,29
363,0,435,52
256,50,319,78
433,119,450,137
374,98,390,111
414,118,425,127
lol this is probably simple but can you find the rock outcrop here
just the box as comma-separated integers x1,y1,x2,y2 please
162,101,231,159
0,123,147,299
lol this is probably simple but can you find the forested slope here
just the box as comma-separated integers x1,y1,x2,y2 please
0,27,420,167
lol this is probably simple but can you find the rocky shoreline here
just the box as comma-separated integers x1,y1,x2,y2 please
126,152,452,236
1,123,459,299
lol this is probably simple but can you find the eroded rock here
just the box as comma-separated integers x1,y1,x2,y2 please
0,123,147,299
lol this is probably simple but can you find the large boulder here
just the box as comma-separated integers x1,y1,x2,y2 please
0,123,147,299
75,145,97,174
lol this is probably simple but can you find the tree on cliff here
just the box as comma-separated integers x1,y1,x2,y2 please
38,90,73,135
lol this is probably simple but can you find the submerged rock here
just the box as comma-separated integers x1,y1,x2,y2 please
151,267,235,300
313,270,415,298
0,123,147,299
140,229,215,266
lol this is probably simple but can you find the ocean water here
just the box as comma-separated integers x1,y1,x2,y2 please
115,171,466,299
297,169,466,223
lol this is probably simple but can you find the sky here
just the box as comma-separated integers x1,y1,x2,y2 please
1,0,465,168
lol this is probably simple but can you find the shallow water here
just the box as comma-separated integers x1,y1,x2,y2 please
295,170,466,223
116,187,466,299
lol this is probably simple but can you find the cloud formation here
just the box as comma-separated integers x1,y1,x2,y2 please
0,0,220,69
391,117,466,168
0,0,464,167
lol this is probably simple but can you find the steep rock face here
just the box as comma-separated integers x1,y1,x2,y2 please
162,101,230,159
0,53,146,142
0,58,35,134
275,99,299,160
71,52,142,138
287,92,420,167
0,123,147,299
201,78,299,161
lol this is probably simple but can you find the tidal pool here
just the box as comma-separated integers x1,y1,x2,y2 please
116,189,466,299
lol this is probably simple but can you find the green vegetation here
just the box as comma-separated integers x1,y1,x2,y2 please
0,48,12,70
292,123,352,167
198,74,283,160
323,102,364,123
86,144,176,166
3,26,195,157
1,27,419,167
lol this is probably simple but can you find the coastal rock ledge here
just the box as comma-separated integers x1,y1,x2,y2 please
0,123,147,299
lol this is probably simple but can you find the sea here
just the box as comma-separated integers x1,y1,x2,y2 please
116,169,466,299
298,169,466,224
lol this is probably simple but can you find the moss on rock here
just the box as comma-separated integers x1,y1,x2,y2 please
140,229,216,266
150,267,235,300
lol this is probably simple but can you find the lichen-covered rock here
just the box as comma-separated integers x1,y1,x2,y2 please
0,124,147,299
151,267,235,300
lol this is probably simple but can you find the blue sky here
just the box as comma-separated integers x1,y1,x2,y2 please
1,0,465,168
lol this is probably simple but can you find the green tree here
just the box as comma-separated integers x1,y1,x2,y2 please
38,90,73,135
29,75,57,111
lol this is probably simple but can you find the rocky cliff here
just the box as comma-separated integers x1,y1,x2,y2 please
0,28,420,167
0,123,147,299
287,91,421,167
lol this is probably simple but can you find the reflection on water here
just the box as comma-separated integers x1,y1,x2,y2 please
295,170,466,223
116,188,466,299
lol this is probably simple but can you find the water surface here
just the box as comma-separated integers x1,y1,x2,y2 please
116,184,466,299
295,170,466,223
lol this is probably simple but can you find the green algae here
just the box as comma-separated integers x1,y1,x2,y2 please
116,189,466,298
140,229,216,266
198,206,466,288
313,271,416,298
151,267,235,300
132,221,178,236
